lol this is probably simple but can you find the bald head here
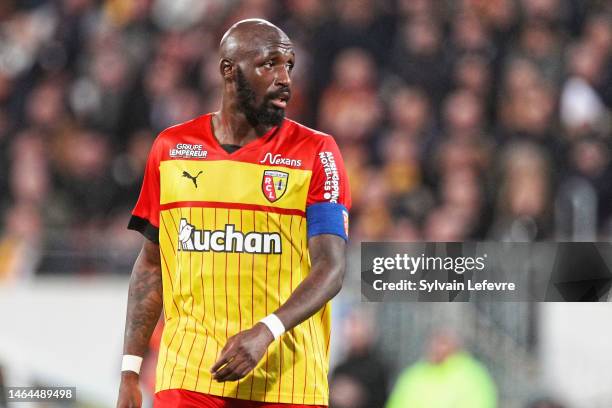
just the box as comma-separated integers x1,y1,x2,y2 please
220,19,292,61
217,19,294,128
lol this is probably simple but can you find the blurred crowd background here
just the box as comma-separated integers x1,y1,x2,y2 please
1,0,612,279
0,0,611,407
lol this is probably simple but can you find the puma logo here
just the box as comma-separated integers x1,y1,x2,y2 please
182,170,203,188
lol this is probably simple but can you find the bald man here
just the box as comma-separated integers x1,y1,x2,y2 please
117,19,351,408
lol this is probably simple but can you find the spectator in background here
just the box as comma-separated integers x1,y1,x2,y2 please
568,137,612,227
380,132,421,211
489,142,553,241
386,85,432,143
442,90,486,142
318,47,382,147
519,0,569,28
433,169,487,239
330,307,389,408
581,13,612,107
449,10,495,60
386,330,497,408
453,55,492,100
377,85,435,234
0,131,46,281
310,0,393,94
351,171,393,241
510,20,564,86
423,206,472,241
391,16,449,105
0,203,42,281
560,40,608,140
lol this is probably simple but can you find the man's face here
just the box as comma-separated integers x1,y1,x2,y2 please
235,43,294,127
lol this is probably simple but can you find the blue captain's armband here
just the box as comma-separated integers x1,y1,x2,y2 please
306,202,349,241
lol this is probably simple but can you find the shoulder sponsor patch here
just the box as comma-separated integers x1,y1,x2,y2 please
319,151,339,203
169,143,208,159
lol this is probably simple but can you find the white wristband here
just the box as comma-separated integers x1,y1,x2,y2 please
259,314,285,339
121,355,143,374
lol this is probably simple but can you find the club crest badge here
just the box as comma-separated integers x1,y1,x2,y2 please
262,170,288,202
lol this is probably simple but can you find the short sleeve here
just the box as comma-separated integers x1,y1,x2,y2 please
306,136,351,241
127,138,161,243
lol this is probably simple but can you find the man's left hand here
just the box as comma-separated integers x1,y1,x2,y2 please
210,323,275,382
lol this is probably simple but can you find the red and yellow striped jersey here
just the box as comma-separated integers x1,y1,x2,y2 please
128,113,351,405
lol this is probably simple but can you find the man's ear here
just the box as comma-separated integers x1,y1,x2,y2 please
220,59,234,81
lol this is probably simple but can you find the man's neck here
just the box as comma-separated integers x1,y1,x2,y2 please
211,108,275,147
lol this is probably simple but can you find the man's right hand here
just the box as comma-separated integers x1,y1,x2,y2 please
117,372,142,408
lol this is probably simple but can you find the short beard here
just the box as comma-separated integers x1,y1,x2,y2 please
235,67,286,127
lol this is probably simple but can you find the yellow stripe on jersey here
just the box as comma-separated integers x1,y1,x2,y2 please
159,160,312,210
155,206,331,405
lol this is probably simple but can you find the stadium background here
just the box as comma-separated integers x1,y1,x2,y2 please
0,0,611,406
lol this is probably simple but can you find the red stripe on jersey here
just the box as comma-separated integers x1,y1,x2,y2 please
309,316,326,405
306,320,317,405
160,214,181,317
160,201,305,217
168,209,187,388
194,208,208,391
263,212,270,399
289,216,297,403
277,214,283,402
297,219,308,405
180,208,198,388
208,208,218,394
221,210,230,397
159,212,182,389
235,210,243,399
249,211,256,401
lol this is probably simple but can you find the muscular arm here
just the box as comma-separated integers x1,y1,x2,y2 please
117,240,163,407
122,240,163,357
274,234,346,329
211,234,346,381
